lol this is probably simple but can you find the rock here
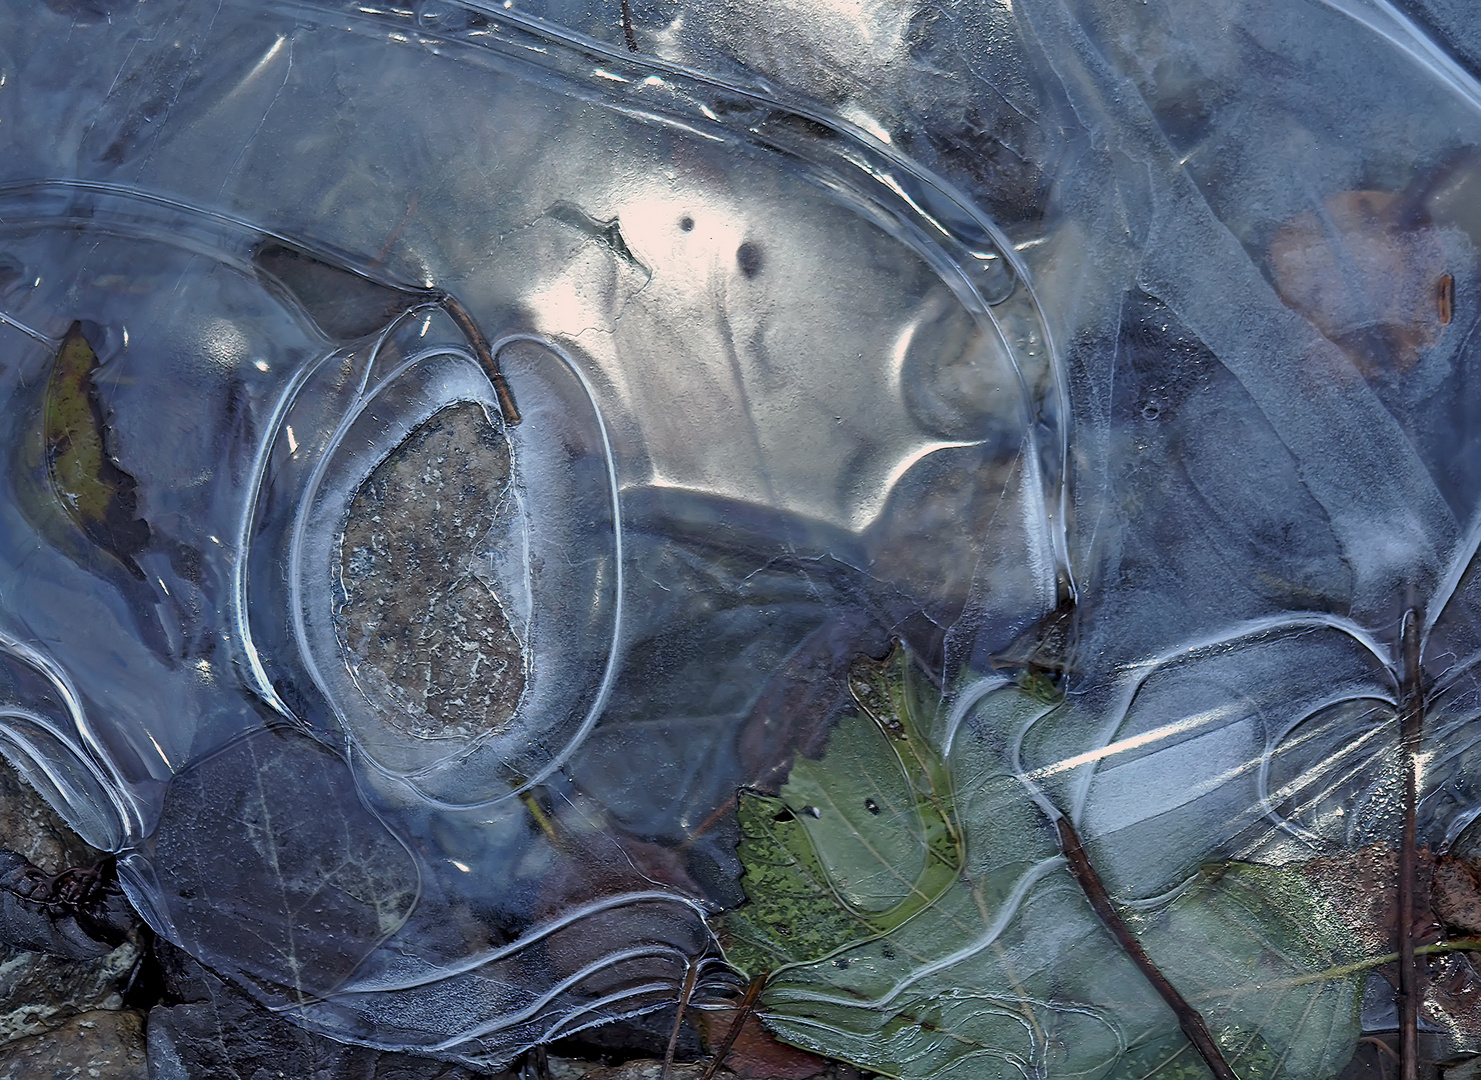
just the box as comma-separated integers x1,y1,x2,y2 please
0,851,135,959
147,942,491,1080
572,1063,710,1080
546,1055,869,1080
0,754,99,872
0,1008,146,1079
0,758,141,1045
0,939,139,1044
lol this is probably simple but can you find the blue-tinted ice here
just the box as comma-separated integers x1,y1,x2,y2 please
4,0,1481,1072
0,0,1057,1066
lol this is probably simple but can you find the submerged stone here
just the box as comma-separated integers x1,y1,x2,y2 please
335,402,526,742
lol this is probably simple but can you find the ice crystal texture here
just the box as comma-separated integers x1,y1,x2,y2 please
1,0,1481,1075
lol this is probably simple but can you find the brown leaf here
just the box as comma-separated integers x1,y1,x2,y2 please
1434,856,1481,937
1270,190,1451,379
700,1005,828,1080
43,321,150,574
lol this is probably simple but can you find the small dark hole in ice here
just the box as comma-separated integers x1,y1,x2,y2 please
864,798,881,815
802,805,821,818
772,808,795,823
679,215,695,232
833,956,851,969
736,241,764,279
881,942,897,960
1140,402,1161,421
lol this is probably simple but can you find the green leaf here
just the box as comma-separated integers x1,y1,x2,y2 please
733,676,1370,1080
42,321,150,572
1109,1030,1279,1080
721,792,874,977
1116,862,1364,1080
719,648,962,978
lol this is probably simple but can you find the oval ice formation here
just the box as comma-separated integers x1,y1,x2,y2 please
273,327,625,803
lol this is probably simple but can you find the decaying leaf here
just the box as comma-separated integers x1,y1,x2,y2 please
141,726,420,1006
718,647,961,978
1269,191,1452,379
42,321,150,574
731,669,1375,1080
697,1006,830,1080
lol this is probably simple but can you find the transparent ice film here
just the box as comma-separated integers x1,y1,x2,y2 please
7,0,1481,1077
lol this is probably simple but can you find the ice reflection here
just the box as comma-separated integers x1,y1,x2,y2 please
0,0,1059,1067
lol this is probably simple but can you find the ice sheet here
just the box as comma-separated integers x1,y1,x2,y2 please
3,0,1481,1074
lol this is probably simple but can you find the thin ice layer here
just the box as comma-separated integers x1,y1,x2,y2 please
0,0,1059,1068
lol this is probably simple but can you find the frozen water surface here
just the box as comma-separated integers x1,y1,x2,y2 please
3,0,1481,1075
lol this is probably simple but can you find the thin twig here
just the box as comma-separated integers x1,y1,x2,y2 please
1269,936,1481,989
619,0,639,51
698,974,765,1080
662,960,699,1080
679,795,738,850
371,191,419,268
1398,608,1425,1080
434,293,521,424
1362,1036,1400,1080
1361,1036,1401,1065
1055,817,1238,1080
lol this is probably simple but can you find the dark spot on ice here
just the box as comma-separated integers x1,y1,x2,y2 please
833,956,851,969
40,0,127,20
1140,402,1161,421
772,808,795,823
679,215,694,232
802,805,821,819
881,941,897,960
864,798,881,815
0,254,23,293
736,241,764,279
